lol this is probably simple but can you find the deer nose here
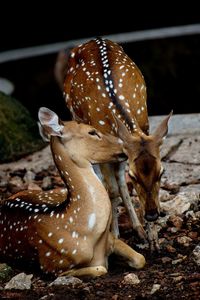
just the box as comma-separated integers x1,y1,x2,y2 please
145,209,159,222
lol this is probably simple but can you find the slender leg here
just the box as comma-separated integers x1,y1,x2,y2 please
109,233,145,269
146,222,160,251
60,266,107,277
115,161,147,241
100,163,122,238
93,164,104,182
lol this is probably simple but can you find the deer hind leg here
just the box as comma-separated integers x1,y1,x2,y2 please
115,161,147,241
100,163,122,238
60,266,107,277
109,233,145,269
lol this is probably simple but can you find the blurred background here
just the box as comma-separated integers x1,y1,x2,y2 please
0,3,200,120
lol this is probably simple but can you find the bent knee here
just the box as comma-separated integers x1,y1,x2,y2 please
128,253,146,269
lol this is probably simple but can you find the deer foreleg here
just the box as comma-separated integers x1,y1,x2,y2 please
116,161,147,241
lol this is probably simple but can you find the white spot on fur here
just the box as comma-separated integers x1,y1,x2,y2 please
88,213,96,230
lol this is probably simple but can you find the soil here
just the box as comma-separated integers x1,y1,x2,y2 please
0,152,199,299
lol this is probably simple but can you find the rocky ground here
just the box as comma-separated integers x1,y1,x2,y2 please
0,114,200,299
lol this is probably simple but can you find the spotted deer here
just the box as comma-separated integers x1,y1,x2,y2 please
57,38,172,249
0,107,145,277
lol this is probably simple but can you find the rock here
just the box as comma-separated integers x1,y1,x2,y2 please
157,215,169,229
8,176,25,193
42,176,52,189
0,91,44,163
195,211,200,218
27,182,42,191
169,137,200,164
40,294,55,300
0,146,53,174
168,215,183,230
185,210,196,219
160,136,182,160
180,184,200,194
188,231,198,239
192,244,200,266
5,272,33,290
0,171,9,187
150,284,161,294
49,276,83,287
166,244,176,253
111,295,119,300
177,236,192,246
23,170,35,184
159,189,173,202
172,258,184,265
82,286,91,293
122,273,140,285
161,257,172,264
0,263,13,281
161,192,199,215
173,276,183,282
162,162,200,187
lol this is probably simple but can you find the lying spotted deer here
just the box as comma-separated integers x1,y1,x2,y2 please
0,107,145,276
56,38,172,249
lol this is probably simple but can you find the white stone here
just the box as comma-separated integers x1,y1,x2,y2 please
192,244,200,266
122,273,140,285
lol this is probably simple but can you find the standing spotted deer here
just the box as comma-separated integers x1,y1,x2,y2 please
0,107,145,276
55,38,172,249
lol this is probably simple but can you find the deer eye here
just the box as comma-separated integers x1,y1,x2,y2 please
88,129,101,138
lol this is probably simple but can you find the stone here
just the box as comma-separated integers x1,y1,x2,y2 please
0,146,53,174
166,244,176,253
169,137,200,164
173,276,183,282
177,236,192,246
122,273,140,285
0,171,9,188
0,91,44,163
168,215,183,230
27,182,42,191
172,258,184,265
159,189,173,202
23,170,35,184
160,136,182,160
161,192,199,215
180,184,200,194
49,276,83,287
5,272,33,290
8,176,25,193
150,284,161,294
162,162,200,187
188,231,198,239
42,176,52,189
161,257,172,264
192,244,200,266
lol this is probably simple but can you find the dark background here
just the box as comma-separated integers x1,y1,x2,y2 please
0,4,200,120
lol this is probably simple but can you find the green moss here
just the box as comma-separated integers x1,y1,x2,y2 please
0,263,13,281
0,92,44,162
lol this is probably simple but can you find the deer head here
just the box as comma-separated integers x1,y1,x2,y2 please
38,107,125,167
115,112,172,221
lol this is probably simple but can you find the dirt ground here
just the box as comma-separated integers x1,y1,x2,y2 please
0,143,200,300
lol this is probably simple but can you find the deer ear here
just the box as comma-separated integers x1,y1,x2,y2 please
153,110,173,144
112,114,131,142
38,107,64,140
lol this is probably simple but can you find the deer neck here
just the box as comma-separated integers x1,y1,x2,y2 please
50,137,111,217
